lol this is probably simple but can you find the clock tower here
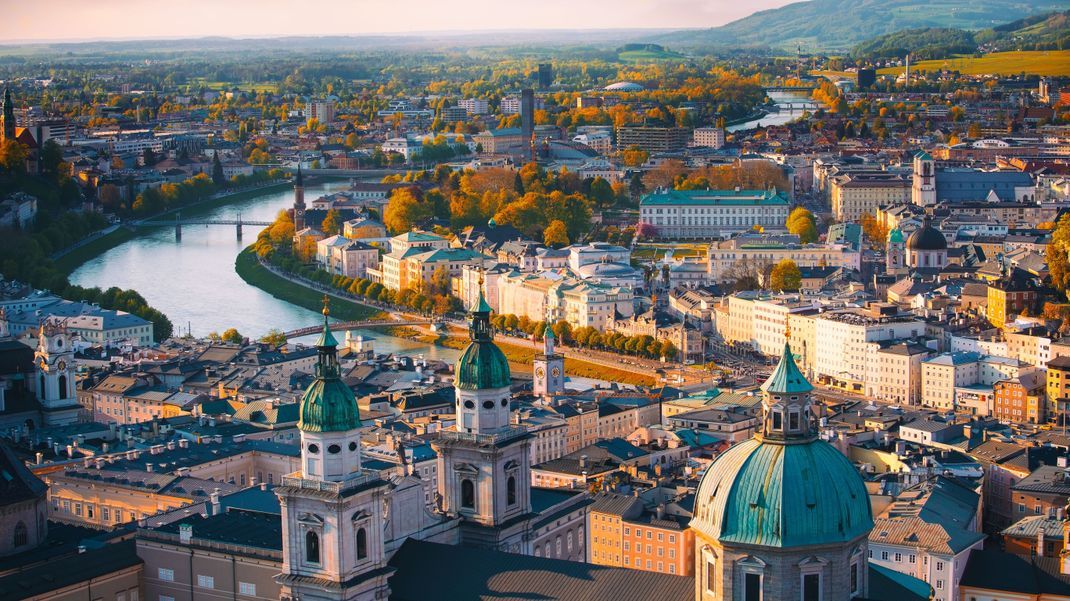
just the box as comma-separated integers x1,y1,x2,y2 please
533,324,564,400
35,318,80,426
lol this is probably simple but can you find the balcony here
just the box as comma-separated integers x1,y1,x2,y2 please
280,469,381,494
438,425,529,447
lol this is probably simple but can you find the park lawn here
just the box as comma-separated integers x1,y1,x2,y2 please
877,51,1070,77
235,247,383,323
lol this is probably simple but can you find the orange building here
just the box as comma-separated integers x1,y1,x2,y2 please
993,373,1046,424
588,492,694,576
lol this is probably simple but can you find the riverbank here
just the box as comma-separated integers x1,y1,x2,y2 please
53,226,138,274
235,247,383,323
384,324,658,387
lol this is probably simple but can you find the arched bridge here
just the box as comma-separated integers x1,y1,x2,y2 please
284,318,433,340
764,86,819,92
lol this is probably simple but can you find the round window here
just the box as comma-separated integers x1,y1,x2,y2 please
483,400,495,409
464,400,475,409
308,444,320,454
328,444,341,454
349,442,358,452
501,399,508,407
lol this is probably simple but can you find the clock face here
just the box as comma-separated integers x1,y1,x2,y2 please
535,367,545,378
551,367,561,378
57,360,67,371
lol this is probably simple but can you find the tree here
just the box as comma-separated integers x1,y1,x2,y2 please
211,153,226,187
430,265,451,296
544,220,570,247
98,184,122,212
260,329,288,347
221,328,244,344
621,146,649,167
0,139,27,172
859,213,889,249
40,140,64,176
589,177,615,206
769,259,801,291
321,209,342,236
786,206,817,243
1048,215,1070,297
383,187,433,234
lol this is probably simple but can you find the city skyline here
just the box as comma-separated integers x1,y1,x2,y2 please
0,0,796,43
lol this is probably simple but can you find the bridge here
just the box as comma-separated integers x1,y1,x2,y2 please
284,318,433,340
131,213,271,240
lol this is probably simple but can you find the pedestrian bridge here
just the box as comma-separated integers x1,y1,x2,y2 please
284,318,433,340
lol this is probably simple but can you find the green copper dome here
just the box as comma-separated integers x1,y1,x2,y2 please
888,228,904,244
299,311,362,432
761,343,813,395
455,290,511,390
691,437,873,547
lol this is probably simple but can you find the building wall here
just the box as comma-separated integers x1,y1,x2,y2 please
25,564,142,601
138,538,281,601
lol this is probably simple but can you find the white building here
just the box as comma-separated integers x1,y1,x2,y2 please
691,127,725,149
813,307,924,393
459,98,490,116
639,188,790,240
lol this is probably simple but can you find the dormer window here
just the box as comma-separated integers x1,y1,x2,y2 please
789,410,801,431
772,410,783,431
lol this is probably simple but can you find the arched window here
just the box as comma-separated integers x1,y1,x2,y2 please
305,530,320,564
39,375,45,397
507,476,517,506
461,479,475,509
356,527,368,560
13,522,27,548
58,374,67,398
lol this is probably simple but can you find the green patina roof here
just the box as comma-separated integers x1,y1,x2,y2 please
888,227,905,244
692,437,873,547
761,343,813,395
299,316,361,432
455,289,510,390
455,340,511,390
640,188,790,207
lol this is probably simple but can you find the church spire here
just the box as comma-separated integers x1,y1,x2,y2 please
758,323,816,442
2,88,15,142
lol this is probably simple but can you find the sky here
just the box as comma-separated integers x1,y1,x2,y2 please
1,0,798,42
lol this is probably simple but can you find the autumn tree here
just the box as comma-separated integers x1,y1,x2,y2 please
1048,215,1070,297
0,139,28,172
321,209,342,236
786,206,817,244
769,259,802,291
221,328,244,344
544,220,570,247
621,146,649,167
383,186,434,234
859,213,890,250
260,329,288,347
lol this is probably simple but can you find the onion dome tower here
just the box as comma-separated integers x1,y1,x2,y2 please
691,338,874,601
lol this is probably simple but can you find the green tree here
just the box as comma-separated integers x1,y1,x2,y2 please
544,219,570,247
260,329,288,347
589,177,615,206
40,139,64,177
769,259,802,291
211,153,227,187
0,139,28,172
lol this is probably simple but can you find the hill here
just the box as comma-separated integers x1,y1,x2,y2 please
653,0,1068,50
852,10,1070,60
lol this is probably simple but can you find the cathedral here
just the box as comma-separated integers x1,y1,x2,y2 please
267,294,915,600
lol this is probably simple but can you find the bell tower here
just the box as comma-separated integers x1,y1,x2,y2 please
431,279,532,550
35,318,80,426
911,150,936,206
276,298,392,601
293,164,306,231
533,322,564,400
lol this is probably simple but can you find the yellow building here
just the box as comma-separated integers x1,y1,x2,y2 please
1047,356,1070,422
829,173,911,222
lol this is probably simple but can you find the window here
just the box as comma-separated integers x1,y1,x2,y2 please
745,572,762,601
13,522,27,547
851,562,860,594
624,542,630,551
507,476,517,506
158,568,174,582
936,561,944,571
197,575,214,589
103,507,110,522
160,597,175,601
881,551,888,560
936,580,944,589
894,553,902,562
789,410,800,430
306,530,321,564
772,410,783,430
803,573,820,601
461,479,475,509
356,527,368,560
239,582,256,596
908,554,916,564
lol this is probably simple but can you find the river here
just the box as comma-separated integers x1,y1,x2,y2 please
727,91,819,132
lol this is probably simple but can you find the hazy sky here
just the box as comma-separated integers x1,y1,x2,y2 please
1,0,798,42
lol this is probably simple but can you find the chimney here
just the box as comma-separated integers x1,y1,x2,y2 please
166,441,176,451
260,481,268,491
179,523,193,544
179,438,189,449
1038,529,1046,557
579,455,588,469
210,488,221,516
146,463,154,473
66,445,75,458
1059,456,1068,469
35,452,43,465
656,504,666,520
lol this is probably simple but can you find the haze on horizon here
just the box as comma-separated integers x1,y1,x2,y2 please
2,0,797,43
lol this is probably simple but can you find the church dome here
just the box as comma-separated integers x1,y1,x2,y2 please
298,309,363,433
455,290,511,391
456,340,511,390
906,217,946,251
691,341,872,548
690,437,873,547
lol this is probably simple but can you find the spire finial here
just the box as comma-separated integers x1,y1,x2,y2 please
785,318,791,341
322,294,330,317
